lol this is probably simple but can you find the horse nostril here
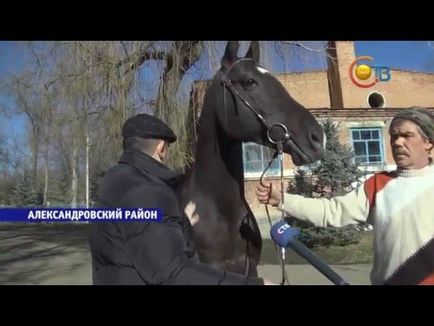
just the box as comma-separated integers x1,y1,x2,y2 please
309,131,325,152
310,132,320,144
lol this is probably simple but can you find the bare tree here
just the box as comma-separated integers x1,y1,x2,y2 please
1,40,332,207
152,41,204,170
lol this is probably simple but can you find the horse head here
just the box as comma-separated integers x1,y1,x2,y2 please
211,40,324,166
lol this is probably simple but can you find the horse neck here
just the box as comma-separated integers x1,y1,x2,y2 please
193,99,245,201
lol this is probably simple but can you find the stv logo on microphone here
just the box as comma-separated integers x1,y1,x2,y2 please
349,56,391,88
277,223,291,234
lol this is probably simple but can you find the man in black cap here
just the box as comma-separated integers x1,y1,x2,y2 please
89,113,272,285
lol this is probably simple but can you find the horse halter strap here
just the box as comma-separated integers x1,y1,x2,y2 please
220,59,286,138
220,59,290,285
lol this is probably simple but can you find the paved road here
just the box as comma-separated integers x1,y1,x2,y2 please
258,264,371,285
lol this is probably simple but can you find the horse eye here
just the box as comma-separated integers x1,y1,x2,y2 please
242,79,257,90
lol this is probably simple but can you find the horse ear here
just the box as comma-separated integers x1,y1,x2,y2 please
246,41,260,63
221,41,239,68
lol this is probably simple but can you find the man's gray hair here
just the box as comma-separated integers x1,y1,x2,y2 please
390,107,434,143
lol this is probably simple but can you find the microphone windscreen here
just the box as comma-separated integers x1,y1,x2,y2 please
270,221,300,248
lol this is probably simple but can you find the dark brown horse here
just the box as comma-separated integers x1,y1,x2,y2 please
177,41,324,277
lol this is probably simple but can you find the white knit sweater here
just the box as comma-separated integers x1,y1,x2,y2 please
282,163,434,285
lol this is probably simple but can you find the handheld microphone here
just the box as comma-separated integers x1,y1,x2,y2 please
270,221,350,285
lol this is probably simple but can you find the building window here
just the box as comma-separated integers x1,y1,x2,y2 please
350,128,384,164
242,142,281,176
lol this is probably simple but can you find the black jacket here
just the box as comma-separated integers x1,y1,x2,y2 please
89,148,264,285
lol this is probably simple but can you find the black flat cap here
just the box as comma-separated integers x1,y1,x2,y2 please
122,113,177,143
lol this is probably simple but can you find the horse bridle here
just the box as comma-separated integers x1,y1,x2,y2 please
220,59,310,163
220,58,307,285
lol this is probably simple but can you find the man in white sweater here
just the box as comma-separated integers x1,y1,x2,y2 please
256,107,434,285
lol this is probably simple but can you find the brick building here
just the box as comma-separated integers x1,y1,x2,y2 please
189,41,434,214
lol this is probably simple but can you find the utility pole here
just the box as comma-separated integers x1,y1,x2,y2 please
85,133,90,208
